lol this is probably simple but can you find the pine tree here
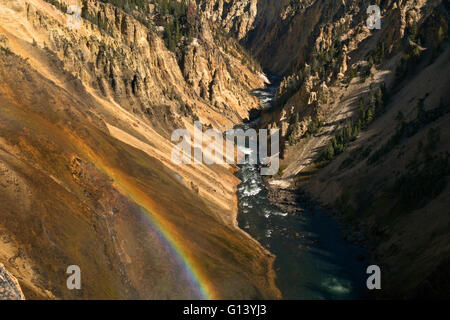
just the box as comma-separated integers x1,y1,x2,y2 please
366,108,374,123
325,142,335,160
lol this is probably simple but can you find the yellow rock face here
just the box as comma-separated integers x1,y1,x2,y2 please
0,0,280,300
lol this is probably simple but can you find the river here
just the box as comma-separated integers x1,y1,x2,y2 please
235,76,367,299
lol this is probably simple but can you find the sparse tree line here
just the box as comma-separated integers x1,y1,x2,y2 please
317,83,387,164
43,0,199,53
275,28,348,110
277,0,448,160
339,96,450,211
334,97,449,216
316,8,449,166
92,0,199,52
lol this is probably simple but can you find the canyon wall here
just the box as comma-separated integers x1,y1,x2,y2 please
0,0,280,299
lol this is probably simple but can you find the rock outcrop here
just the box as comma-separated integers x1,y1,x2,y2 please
0,264,25,300
198,0,258,40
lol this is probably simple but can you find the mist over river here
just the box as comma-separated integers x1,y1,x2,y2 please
235,77,367,299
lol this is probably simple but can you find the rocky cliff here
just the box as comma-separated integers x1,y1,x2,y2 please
197,0,258,40
0,0,280,299
0,264,25,300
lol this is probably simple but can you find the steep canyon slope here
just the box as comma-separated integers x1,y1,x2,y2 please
0,0,280,299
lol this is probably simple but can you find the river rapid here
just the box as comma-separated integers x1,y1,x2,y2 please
235,77,367,299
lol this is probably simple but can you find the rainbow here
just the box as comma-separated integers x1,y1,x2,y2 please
125,189,215,300
83,149,217,300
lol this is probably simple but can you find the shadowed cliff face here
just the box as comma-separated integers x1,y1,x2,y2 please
0,0,281,299
246,0,450,298
198,0,317,75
